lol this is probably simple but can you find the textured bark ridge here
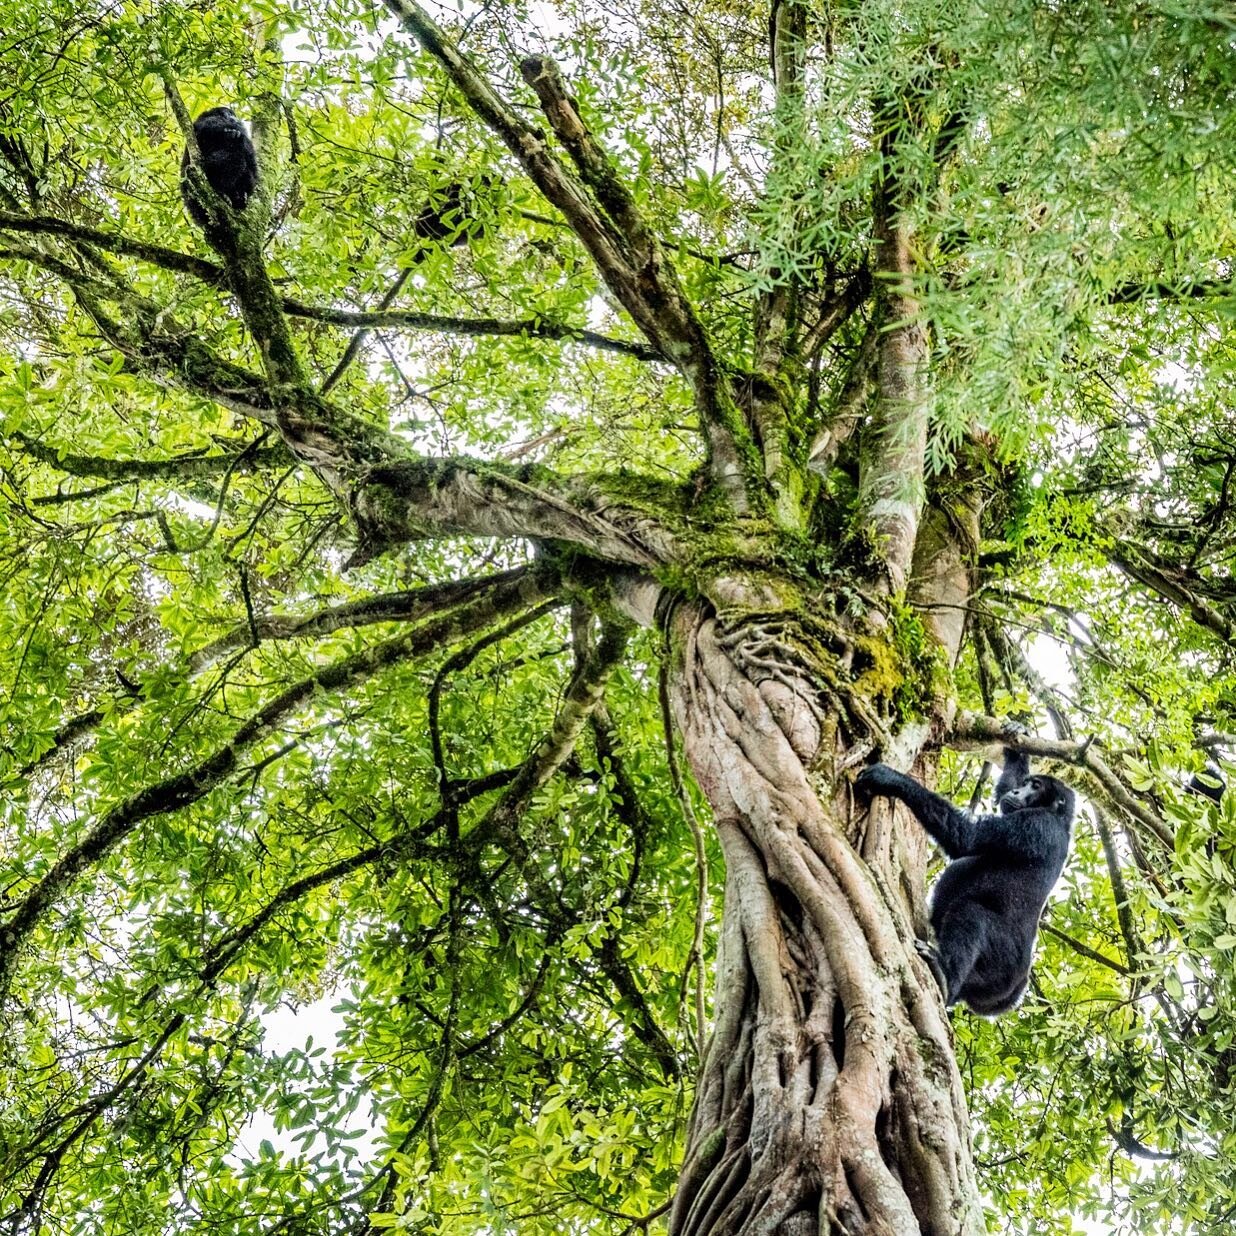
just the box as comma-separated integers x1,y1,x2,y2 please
665,601,982,1236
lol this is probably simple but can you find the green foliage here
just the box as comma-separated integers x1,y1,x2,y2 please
0,0,1234,1234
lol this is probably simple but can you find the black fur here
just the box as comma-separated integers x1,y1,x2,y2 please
180,107,258,228
413,181,471,245
1188,765,1225,805
855,748,1074,1015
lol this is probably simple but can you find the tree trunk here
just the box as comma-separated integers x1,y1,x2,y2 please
663,594,984,1236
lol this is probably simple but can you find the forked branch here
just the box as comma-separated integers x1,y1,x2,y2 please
381,0,751,511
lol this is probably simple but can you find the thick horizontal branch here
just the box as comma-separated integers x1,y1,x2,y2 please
189,565,544,672
0,572,563,995
0,211,223,282
10,431,286,484
349,457,682,566
949,713,1175,848
1,197,689,568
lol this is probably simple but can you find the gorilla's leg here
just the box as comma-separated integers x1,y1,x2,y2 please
933,903,991,1005
963,971,1029,1016
914,939,949,1001
957,931,1032,1015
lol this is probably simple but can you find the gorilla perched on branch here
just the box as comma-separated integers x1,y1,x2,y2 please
856,746,1075,1015
180,106,258,229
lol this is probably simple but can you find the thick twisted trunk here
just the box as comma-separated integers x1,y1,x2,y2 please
665,602,983,1236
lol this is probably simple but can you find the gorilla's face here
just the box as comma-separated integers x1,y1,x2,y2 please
195,108,246,151
1000,774,1075,818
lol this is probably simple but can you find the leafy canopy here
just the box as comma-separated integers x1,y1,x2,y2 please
0,0,1234,1233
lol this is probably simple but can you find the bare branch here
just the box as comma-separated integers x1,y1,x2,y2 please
284,296,663,363
1040,922,1127,974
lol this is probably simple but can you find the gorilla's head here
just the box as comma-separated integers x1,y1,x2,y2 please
999,774,1076,820
194,107,247,149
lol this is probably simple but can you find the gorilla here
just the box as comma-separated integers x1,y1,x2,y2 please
856,747,1075,1015
1187,764,1226,805
180,106,258,229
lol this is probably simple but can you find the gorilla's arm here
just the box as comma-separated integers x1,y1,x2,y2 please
857,762,1064,859
855,765,981,858
994,746,1030,803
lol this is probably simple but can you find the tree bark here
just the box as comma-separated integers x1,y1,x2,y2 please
662,600,982,1236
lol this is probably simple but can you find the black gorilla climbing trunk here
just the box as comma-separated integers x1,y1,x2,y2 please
856,752,1074,1016
663,601,984,1236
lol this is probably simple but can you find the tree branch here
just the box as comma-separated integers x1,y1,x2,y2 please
346,456,682,566
9,431,286,484
800,269,873,360
13,573,556,785
0,211,223,282
189,565,546,672
0,574,564,995
465,620,627,901
949,713,1175,848
1108,277,1234,304
382,0,751,511
1104,537,1232,641
460,618,681,1077
0,212,662,362
1040,922,1127,974
282,297,663,362
2,239,686,565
